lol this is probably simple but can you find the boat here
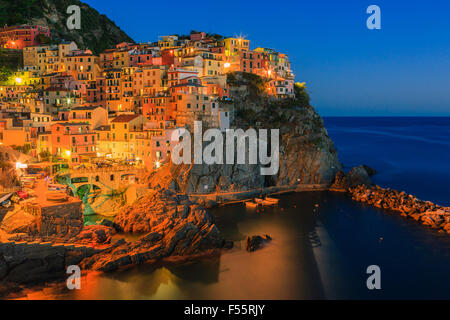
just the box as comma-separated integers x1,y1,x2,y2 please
265,197,279,205
255,198,276,206
245,201,259,208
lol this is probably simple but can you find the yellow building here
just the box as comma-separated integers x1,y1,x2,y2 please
96,114,146,160
224,37,250,57
113,49,130,68
62,51,101,82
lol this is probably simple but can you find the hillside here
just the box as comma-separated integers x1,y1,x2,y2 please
0,0,134,54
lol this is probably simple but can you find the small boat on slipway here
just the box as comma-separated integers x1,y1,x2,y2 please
265,197,279,205
245,196,280,209
254,198,278,206
245,201,259,209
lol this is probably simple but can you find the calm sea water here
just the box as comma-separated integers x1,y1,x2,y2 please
8,117,450,300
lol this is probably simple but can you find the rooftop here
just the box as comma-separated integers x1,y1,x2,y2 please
111,114,141,123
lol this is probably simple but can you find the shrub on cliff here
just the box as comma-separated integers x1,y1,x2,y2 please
294,82,312,109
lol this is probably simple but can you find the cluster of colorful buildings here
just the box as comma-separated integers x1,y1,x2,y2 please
0,27,295,170
0,24,50,49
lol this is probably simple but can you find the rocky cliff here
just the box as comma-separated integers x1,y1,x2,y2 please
146,72,341,195
0,0,134,54
80,189,226,271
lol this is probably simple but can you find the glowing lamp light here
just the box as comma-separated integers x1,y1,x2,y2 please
155,161,161,169
224,62,230,68
67,98,71,104
65,150,71,157
16,162,27,169
15,77,23,84
96,152,101,157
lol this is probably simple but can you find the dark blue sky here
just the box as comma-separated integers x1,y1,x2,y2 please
84,0,450,116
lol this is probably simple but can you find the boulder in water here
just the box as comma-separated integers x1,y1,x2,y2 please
246,235,272,252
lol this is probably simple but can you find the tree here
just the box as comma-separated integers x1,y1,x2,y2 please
294,82,311,108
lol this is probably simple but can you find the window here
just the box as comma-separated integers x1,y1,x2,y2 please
110,174,114,181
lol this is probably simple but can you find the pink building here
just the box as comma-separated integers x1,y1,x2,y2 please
0,25,50,49
51,122,96,164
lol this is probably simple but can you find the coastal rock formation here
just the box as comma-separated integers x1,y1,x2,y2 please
347,165,373,187
115,189,195,233
330,165,375,191
329,170,349,192
0,240,105,289
71,225,115,245
246,235,272,252
145,72,341,195
350,185,450,233
81,189,225,271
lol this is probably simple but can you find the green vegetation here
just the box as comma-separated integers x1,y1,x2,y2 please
294,82,312,109
0,0,46,26
11,144,32,155
227,71,267,102
0,49,23,73
0,66,13,83
39,150,51,162
0,0,134,54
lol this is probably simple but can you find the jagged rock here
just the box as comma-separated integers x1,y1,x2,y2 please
330,170,349,191
222,240,234,249
349,185,450,233
144,76,342,193
246,235,272,252
0,255,7,280
80,190,225,271
71,225,115,245
362,165,377,176
348,166,372,187
98,219,115,229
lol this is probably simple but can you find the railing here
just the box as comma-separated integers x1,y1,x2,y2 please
70,165,146,174
0,186,21,194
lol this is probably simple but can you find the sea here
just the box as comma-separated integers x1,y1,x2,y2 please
5,117,450,300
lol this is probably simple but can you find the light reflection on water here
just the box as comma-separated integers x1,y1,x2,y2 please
6,191,450,300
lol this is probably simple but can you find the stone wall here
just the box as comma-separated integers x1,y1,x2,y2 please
70,167,147,194
24,200,83,238
0,240,104,286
